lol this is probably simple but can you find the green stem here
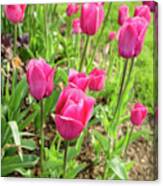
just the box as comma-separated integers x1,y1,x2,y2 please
79,35,90,72
114,59,129,116
40,99,44,173
14,24,17,57
114,58,135,126
63,141,69,178
122,58,135,94
123,125,134,159
90,2,112,63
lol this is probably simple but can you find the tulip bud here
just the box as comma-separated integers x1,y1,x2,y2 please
72,18,82,34
134,5,151,24
118,17,148,58
108,31,116,42
68,69,89,92
80,3,104,36
26,59,55,100
130,103,148,126
89,68,106,91
55,87,95,140
4,4,27,24
118,5,129,25
66,3,79,17
143,1,157,12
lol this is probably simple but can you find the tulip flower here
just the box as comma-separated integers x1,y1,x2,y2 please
66,3,79,16
118,17,148,58
134,5,151,24
89,68,106,91
108,31,116,42
4,4,27,24
80,3,104,36
55,87,95,140
143,1,157,12
118,5,129,25
68,69,89,92
26,58,55,100
72,18,82,34
123,103,148,158
130,103,148,126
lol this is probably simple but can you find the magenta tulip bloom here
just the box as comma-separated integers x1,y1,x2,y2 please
72,18,82,34
143,1,157,12
68,69,89,92
89,68,106,91
55,87,95,140
26,59,55,100
118,17,148,58
130,103,148,126
118,5,129,25
134,5,151,24
4,4,27,24
108,31,116,41
66,3,79,17
80,3,104,36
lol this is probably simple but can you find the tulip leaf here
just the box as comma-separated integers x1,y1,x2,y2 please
75,132,84,154
9,121,23,161
19,110,38,130
93,130,110,153
21,139,36,151
66,161,86,179
108,157,128,180
44,90,60,116
1,154,39,176
8,76,28,119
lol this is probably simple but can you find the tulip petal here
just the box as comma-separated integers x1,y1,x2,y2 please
55,115,84,140
62,99,85,123
83,97,96,125
29,66,46,100
45,68,55,97
119,24,137,58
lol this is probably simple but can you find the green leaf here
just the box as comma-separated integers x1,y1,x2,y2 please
66,162,86,179
9,121,23,161
19,110,38,130
9,121,21,146
108,157,128,180
14,168,33,177
54,67,68,84
44,90,60,116
1,154,39,176
9,76,28,119
75,132,84,154
67,147,78,161
93,130,110,153
21,139,36,151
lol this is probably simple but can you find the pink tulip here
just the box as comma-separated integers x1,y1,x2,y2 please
68,69,89,92
108,31,116,41
143,1,157,12
26,59,55,100
118,17,148,58
89,68,106,91
66,3,79,17
4,4,27,24
80,3,104,36
134,5,151,24
118,5,129,25
130,103,148,126
55,87,95,140
72,18,82,34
